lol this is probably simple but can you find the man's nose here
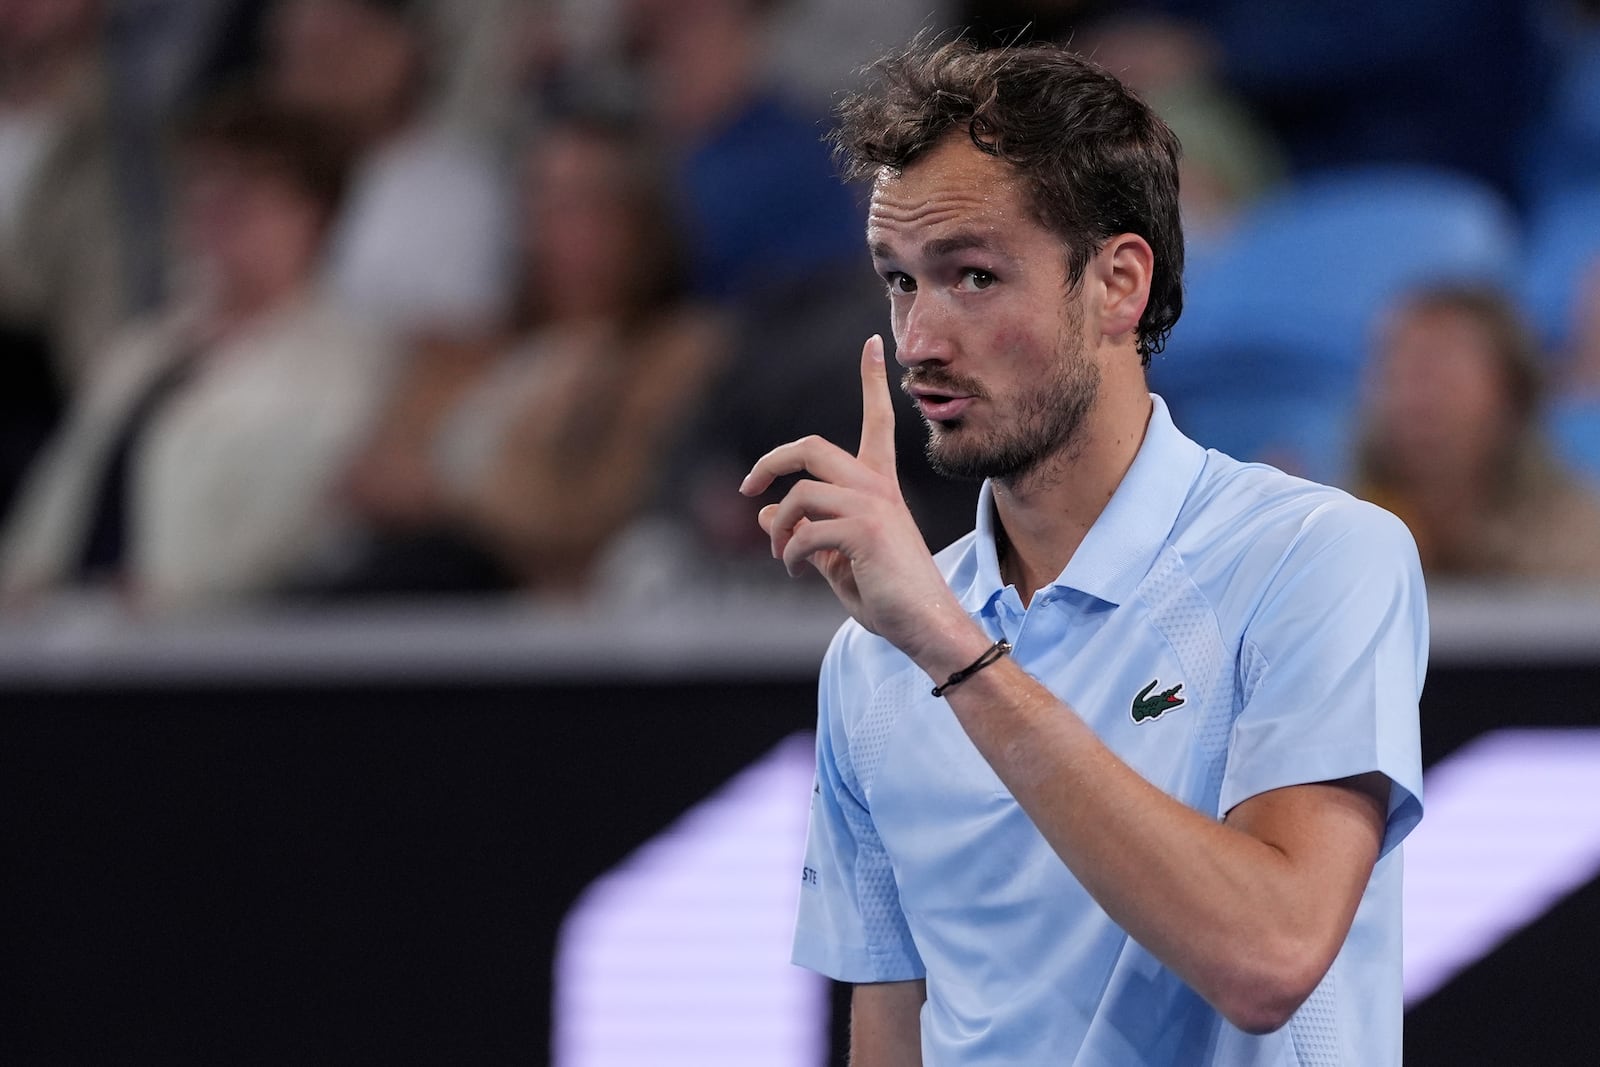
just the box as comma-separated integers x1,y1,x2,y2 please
895,294,953,367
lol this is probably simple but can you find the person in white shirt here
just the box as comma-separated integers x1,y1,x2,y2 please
266,0,513,338
0,93,394,611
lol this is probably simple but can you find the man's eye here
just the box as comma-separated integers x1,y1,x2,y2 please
960,269,996,291
885,273,916,294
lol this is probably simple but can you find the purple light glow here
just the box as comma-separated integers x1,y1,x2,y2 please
1402,728,1600,1005
552,733,827,1066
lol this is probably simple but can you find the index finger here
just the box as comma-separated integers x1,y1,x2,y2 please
858,334,896,477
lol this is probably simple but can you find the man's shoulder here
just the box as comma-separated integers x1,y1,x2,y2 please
1183,451,1414,561
1176,452,1423,621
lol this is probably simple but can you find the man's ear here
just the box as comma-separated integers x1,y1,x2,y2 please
1092,233,1154,346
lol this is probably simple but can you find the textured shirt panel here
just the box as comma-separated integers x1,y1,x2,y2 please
1138,546,1235,815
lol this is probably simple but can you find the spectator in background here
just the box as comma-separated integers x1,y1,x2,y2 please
1070,15,1284,243
266,0,512,338
1355,285,1600,582
323,116,725,597
0,93,394,612
618,0,864,304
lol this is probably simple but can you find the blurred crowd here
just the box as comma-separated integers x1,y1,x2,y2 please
0,0,1598,616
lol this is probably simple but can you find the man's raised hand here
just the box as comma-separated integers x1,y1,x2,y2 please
855,332,898,482
739,336,975,667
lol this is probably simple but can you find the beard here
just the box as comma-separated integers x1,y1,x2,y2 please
906,326,1100,485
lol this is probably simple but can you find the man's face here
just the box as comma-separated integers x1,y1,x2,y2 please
867,134,1099,484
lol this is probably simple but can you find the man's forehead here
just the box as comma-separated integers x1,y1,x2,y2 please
866,144,1029,253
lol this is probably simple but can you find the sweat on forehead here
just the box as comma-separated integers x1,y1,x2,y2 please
867,138,1032,231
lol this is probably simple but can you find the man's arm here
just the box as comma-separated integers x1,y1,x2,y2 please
742,337,1395,1034
851,980,926,1067
932,644,1387,1033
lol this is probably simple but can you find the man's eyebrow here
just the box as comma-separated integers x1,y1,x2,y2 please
922,232,996,259
868,231,998,262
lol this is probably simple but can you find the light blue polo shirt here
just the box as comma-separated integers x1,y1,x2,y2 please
792,395,1426,1066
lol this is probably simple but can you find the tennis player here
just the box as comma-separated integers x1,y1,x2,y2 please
740,37,1425,1065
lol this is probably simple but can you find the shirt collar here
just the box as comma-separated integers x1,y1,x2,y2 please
956,394,1207,612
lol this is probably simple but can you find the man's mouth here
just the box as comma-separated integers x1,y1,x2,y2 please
909,389,975,421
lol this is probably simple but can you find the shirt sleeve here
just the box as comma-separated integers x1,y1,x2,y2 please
791,626,925,983
1219,498,1427,857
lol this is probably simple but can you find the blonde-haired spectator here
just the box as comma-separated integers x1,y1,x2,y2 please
1356,285,1600,581
325,116,726,597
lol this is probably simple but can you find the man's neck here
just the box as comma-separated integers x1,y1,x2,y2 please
992,386,1153,606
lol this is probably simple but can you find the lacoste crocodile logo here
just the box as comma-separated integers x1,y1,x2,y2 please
1131,679,1185,723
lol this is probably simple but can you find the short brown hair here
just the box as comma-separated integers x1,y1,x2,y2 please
178,90,351,224
833,36,1184,364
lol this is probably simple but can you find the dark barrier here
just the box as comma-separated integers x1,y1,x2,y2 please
1,591,1597,1065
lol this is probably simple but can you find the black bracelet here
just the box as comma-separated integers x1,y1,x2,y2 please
931,640,1012,697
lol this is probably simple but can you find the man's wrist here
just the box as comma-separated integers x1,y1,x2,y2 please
903,613,1000,686
931,640,1012,697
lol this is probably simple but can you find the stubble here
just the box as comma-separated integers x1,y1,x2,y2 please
912,321,1100,487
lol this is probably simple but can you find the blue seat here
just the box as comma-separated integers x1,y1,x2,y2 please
1517,188,1600,355
1152,165,1520,483
1551,396,1600,489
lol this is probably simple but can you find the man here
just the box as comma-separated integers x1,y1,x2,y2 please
740,38,1425,1065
